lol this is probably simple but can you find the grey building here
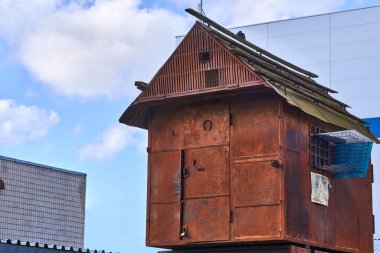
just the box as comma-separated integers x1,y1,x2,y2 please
0,156,86,248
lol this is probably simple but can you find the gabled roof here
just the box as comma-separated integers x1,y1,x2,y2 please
120,9,378,143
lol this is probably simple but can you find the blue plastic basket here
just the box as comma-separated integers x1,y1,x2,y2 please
314,130,373,178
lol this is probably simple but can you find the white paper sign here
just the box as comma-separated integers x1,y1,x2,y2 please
311,172,330,206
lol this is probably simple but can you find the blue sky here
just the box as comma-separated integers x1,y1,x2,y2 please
1,1,380,252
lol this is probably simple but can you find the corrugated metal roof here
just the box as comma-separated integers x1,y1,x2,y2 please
196,10,378,143
0,239,116,253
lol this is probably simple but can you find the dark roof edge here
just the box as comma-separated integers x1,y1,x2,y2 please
0,239,115,253
0,155,86,177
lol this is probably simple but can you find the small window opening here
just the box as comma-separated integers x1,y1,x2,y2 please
199,51,210,63
310,125,333,168
205,69,219,88
0,178,4,190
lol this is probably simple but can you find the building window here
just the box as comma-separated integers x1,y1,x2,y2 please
310,125,332,168
0,178,4,190
205,69,219,88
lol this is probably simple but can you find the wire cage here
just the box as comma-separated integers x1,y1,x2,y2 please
313,130,373,178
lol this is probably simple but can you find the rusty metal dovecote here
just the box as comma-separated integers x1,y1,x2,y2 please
119,9,376,253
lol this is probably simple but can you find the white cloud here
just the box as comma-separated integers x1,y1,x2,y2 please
0,0,348,100
72,122,83,135
0,0,191,99
0,99,59,146
78,123,146,161
24,89,38,98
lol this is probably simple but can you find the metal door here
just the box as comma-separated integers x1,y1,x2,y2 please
148,106,184,245
231,99,282,240
180,103,230,243
149,150,181,244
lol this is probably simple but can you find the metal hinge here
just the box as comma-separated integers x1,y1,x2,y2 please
373,215,376,234
229,113,233,126
229,209,233,223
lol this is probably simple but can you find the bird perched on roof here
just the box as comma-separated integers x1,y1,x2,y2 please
236,30,246,40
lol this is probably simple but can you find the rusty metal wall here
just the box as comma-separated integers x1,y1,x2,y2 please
146,91,374,252
282,104,374,252
146,92,285,248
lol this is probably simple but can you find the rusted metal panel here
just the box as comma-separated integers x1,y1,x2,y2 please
335,208,358,249
232,99,280,158
356,165,373,218
309,204,335,246
160,244,307,253
284,151,300,195
233,161,281,207
184,103,229,149
289,245,311,253
299,115,311,199
183,196,229,242
183,146,229,199
359,217,374,252
286,193,301,239
357,183,372,218
149,203,180,244
284,105,300,152
234,205,282,239
150,107,184,151
299,196,310,240
150,151,181,203
335,178,358,213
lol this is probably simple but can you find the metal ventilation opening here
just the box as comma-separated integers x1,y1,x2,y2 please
314,130,374,178
199,51,210,63
205,69,219,88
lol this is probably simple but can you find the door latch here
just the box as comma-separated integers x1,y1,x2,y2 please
192,159,204,171
179,226,188,239
271,160,280,168
183,166,189,178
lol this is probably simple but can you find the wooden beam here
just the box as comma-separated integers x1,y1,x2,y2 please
185,8,319,78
